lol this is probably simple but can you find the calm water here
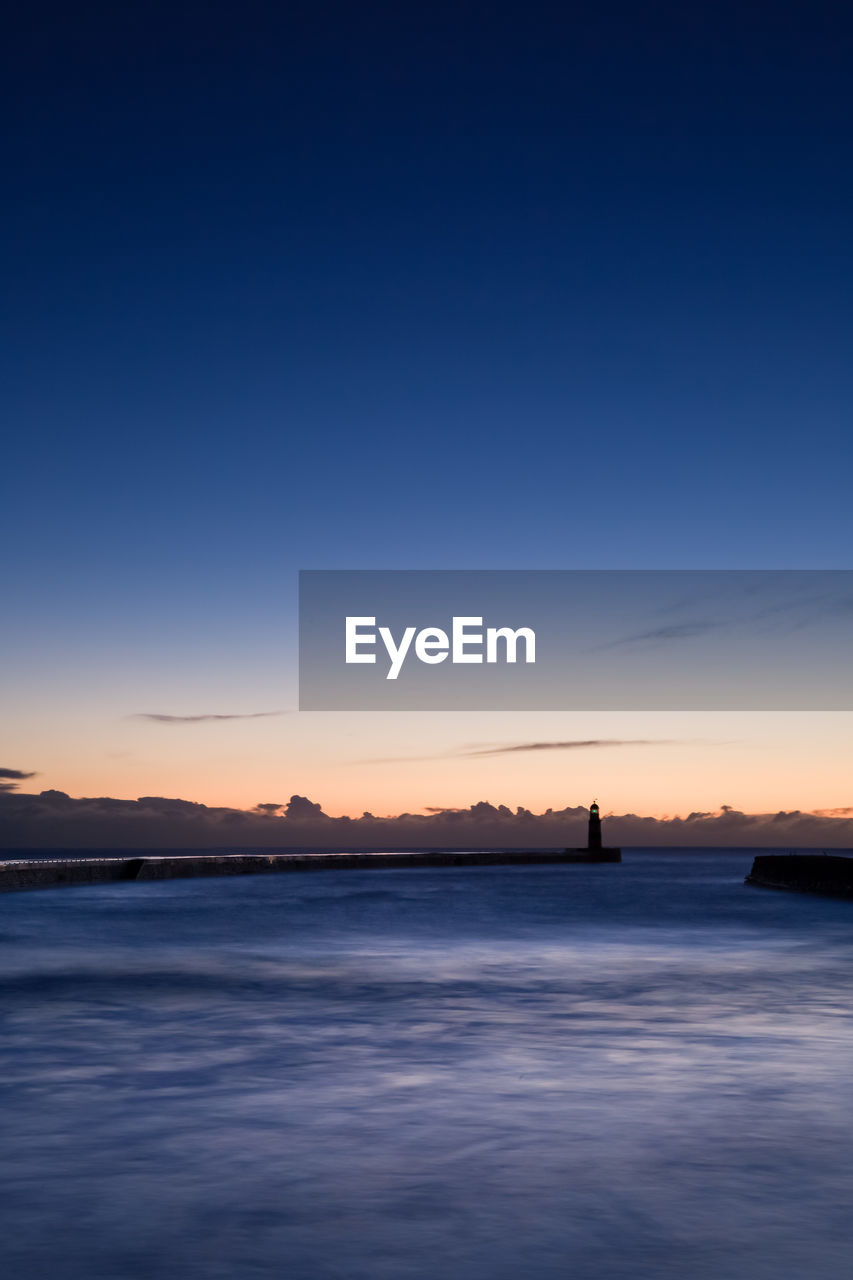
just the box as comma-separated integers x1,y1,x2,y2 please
2,850,853,1279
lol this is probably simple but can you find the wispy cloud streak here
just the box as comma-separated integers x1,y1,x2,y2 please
365,738,690,763
594,622,719,650
131,711,288,724
460,738,684,757
0,767,37,792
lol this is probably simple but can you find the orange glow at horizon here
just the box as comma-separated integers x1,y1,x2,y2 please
8,707,851,822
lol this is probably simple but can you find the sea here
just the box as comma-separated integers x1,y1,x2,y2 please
2,849,853,1280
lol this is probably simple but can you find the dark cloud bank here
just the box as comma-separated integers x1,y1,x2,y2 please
1,788,851,850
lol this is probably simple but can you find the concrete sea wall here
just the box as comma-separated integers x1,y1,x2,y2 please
746,853,853,899
0,847,621,894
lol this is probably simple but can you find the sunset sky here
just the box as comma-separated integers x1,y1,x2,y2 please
3,3,852,831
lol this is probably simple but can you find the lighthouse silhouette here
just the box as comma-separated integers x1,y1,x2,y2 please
588,800,602,850
560,799,619,860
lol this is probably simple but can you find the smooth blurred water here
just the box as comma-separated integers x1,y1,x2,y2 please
2,850,853,1279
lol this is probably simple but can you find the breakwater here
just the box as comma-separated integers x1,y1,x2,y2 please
0,847,621,894
745,853,853,899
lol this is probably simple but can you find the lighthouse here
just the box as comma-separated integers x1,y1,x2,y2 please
559,800,619,860
588,800,602,850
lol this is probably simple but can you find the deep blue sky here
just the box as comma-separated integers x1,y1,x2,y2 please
4,1,853,646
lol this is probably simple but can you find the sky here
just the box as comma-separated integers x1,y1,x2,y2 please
2,1,852,838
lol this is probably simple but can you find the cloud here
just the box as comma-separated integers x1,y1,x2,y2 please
595,583,853,653
131,711,288,724
459,739,683,757
595,622,720,650
284,795,329,822
0,767,37,793
366,738,690,763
